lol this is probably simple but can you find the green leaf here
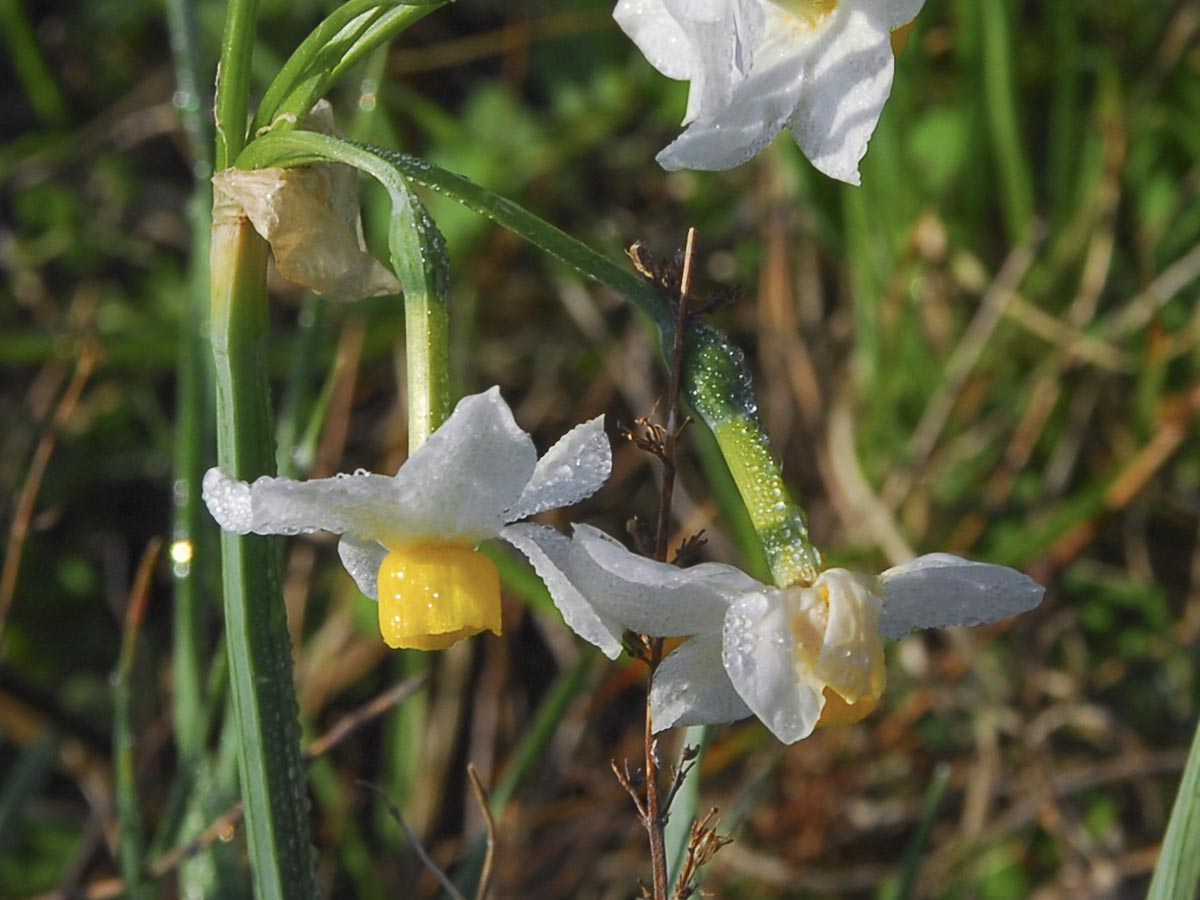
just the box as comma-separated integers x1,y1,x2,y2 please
1147,717,1200,900
252,1,445,139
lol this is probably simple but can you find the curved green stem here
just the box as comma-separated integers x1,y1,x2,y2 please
239,134,818,584
237,133,451,448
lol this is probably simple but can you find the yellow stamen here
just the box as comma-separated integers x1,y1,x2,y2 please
376,545,501,651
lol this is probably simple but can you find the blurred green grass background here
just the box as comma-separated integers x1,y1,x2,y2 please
2,0,1200,897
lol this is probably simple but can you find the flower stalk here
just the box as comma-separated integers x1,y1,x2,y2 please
209,2,319,889
209,202,317,900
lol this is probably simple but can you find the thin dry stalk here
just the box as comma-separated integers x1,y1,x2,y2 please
0,336,101,646
619,227,702,900
467,764,497,900
358,780,467,900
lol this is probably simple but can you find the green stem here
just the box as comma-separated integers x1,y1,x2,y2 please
253,0,392,133
236,133,451,448
684,323,821,587
210,210,316,900
238,136,815,582
166,0,213,764
214,0,259,170
165,0,211,165
325,3,442,83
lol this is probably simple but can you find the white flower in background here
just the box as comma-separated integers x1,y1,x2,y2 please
506,524,1043,743
615,0,924,183
203,389,610,651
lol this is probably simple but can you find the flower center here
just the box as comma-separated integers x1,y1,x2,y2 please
376,544,502,650
772,0,837,29
787,569,886,727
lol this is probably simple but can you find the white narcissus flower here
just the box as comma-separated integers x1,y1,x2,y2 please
507,524,1043,743
615,0,924,183
203,388,611,651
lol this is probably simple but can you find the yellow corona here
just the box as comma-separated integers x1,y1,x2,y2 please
775,0,837,28
376,545,502,650
790,572,887,729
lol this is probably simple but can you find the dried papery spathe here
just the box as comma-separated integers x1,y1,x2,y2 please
213,164,401,301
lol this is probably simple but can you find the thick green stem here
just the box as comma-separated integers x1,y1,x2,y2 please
683,323,821,588
214,0,259,169
210,211,316,900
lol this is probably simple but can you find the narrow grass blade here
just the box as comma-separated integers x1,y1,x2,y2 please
976,0,1035,244
888,762,950,900
253,1,445,138
114,539,162,900
0,735,56,860
665,725,708,890
166,0,216,768
0,0,68,125
1148,715,1200,900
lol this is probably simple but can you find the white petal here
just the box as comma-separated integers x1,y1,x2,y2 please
664,0,727,21
499,523,624,659
618,0,765,124
872,0,925,30
504,416,611,523
662,0,744,125
338,535,387,600
569,524,760,637
877,554,1045,640
650,633,752,732
723,588,825,743
615,0,694,81
656,25,810,171
788,6,895,185
391,388,538,544
202,466,401,540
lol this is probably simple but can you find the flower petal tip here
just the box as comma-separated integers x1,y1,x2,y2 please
201,467,253,533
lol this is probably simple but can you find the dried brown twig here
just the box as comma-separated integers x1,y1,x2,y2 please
467,764,497,900
616,228,735,900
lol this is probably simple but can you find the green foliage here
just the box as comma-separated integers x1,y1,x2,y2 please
3,0,1200,897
